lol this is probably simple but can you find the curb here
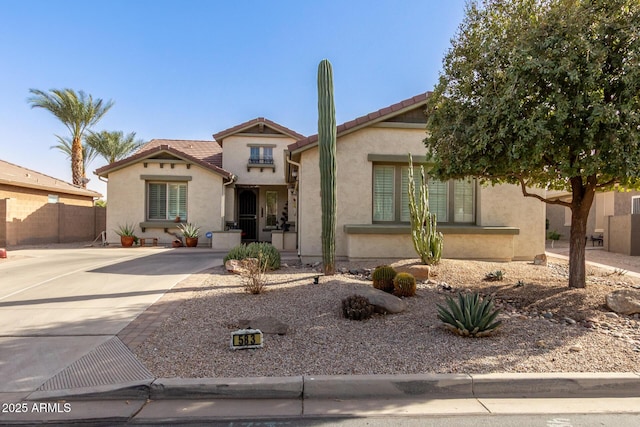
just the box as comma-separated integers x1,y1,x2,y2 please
26,373,640,401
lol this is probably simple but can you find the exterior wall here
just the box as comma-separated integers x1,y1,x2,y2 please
298,126,429,259
105,161,225,245
221,134,295,186
476,183,546,260
0,184,101,247
297,126,545,261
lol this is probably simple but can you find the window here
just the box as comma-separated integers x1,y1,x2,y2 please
265,191,278,228
48,194,59,204
148,182,187,221
632,196,640,214
372,164,475,224
248,146,274,165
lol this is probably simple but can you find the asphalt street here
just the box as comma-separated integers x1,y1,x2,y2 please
0,247,222,394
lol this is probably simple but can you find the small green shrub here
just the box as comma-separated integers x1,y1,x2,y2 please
483,270,504,282
342,295,374,321
224,242,281,270
393,272,417,297
436,292,502,337
372,265,397,293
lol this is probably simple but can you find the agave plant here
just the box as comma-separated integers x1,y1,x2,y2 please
436,292,502,337
178,222,200,238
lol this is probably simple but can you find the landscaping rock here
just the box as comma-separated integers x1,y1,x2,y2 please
606,289,640,315
352,286,407,314
394,264,431,281
238,316,289,335
533,253,547,266
225,258,259,275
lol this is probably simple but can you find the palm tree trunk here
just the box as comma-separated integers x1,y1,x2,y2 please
72,135,85,187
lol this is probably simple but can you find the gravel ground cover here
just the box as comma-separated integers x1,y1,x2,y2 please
135,256,640,377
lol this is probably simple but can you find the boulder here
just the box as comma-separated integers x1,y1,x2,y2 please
393,264,431,281
238,316,289,335
225,258,259,275
606,289,640,315
352,286,407,314
533,254,547,266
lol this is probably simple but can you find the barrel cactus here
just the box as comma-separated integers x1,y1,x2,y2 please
436,292,502,337
342,295,374,321
393,272,417,297
372,265,397,293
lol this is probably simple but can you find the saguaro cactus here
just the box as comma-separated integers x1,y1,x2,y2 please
317,59,337,275
407,154,444,264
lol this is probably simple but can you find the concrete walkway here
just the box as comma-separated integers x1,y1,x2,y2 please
1,245,640,425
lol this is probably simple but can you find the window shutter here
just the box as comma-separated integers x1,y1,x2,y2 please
373,166,395,221
632,197,640,214
428,178,448,222
148,183,167,220
168,183,187,221
454,179,474,222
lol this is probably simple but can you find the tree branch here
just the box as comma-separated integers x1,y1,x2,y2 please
518,176,571,207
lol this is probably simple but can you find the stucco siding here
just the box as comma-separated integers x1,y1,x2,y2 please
298,126,428,259
222,135,294,186
105,161,225,244
297,126,545,261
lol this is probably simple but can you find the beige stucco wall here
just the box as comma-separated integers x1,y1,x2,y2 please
297,126,426,259
221,134,294,186
296,125,546,261
476,183,546,260
105,161,225,245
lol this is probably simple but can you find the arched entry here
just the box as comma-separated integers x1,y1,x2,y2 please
238,189,257,242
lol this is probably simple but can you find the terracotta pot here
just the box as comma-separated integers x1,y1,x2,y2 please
185,237,199,247
120,236,135,247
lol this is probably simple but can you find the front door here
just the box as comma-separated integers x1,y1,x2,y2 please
238,189,257,242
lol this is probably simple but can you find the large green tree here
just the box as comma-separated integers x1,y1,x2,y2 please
424,0,640,288
28,88,114,187
85,130,144,164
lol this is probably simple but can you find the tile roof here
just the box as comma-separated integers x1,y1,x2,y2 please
94,139,233,179
0,158,102,198
288,92,430,153
213,117,305,143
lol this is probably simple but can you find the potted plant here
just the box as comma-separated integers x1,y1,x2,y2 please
115,223,137,247
178,222,201,247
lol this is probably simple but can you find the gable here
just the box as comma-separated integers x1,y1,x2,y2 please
383,106,427,124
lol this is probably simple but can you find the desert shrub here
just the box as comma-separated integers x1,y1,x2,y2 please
342,295,374,321
372,265,397,293
436,292,502,337
224,242,281,270
483,270,504,282
393,272,417,297
240,257,269,294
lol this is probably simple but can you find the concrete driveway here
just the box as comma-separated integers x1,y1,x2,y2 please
0,246,222,395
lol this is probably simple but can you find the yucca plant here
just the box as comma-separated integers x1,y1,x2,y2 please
436,292,502,337
483,270,504,282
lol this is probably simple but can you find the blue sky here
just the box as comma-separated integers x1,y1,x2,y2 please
0,0,466,197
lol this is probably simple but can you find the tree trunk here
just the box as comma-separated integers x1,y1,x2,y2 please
72,135,85,187
567,176,596,289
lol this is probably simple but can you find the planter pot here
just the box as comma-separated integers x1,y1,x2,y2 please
120,236,135,247
185,237,199,247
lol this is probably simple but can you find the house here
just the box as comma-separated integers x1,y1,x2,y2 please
286,93,545,262
547,189,640,255
96,93,546,260
95,119,303,249
0,159,103,247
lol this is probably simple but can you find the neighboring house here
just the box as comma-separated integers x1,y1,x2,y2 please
96,93,546,260
547,189,640,255
0,159,103,247
286,93,545,262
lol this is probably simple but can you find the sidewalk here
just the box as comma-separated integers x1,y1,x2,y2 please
546,240,640,277
2,248,640,425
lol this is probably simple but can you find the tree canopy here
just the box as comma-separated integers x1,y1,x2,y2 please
85,130,144,164
424,0,640,288
28,88,113,187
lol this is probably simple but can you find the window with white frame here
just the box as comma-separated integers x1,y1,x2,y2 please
147,182,187,221
248,145,274,165
373,164,475,224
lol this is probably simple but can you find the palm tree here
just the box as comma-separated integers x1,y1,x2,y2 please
28,88,113,187
85,130,144,164
50,136,99,176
